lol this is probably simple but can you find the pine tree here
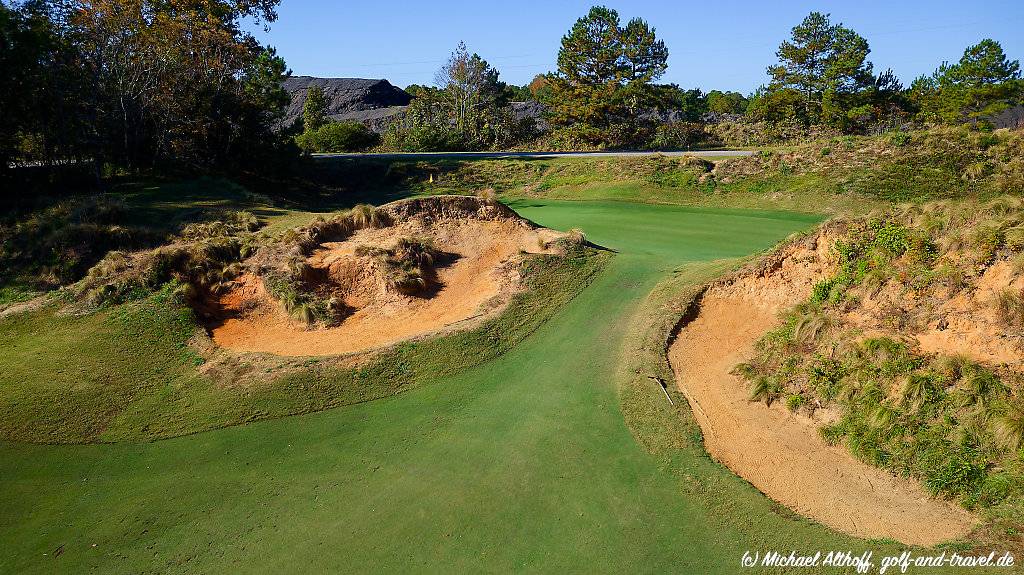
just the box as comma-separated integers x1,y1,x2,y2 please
911,39,1023,123
766,12,874,126
434,41,505,139
547,6,668,129
303,85,328,133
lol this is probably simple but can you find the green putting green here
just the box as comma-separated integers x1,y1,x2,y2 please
1,200,878,574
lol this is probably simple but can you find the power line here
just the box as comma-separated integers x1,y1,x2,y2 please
343,53,540,68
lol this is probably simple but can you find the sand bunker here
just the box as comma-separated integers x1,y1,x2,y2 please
210,197,560,357
669,295,974,545
667,235,977,545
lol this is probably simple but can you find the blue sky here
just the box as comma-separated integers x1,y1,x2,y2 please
251,1,1024,93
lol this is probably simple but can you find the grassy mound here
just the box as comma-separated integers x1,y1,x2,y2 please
0,196,159,304
716,126,1024,203
0,178,288,306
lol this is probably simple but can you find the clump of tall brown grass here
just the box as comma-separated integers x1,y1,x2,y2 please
994,400,1024,450
995,288,1024,329
287,205,385,256
351,203,386,229
75,211,262,307
356,236,441,295
566,228,586,246
476,188,498,204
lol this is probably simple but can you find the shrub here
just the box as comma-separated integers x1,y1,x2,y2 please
871,220,911,256
749,376,783,406
923,450,985,500
262,271,346,327
290,302,315,325
476,188,497,204
385,266,427,294
791,307,834,344
383,123,470,152
548,124,607,151
900,373,936,411
958,366,1006,408
808,357,846,401
602,121,657,149
994,401,1024,450
1005,227,1024,250
706,120,840,148
350,204,383,229
786,393,806,411
971,221,1005,261
393,237,438,269
888,131,911,147
358,236,441,296
651,122,708,150
296,121,380,153
179,211,260,241
810,278,839,304
565,228,586,246
819,422,846,445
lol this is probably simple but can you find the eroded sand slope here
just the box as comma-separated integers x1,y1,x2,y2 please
668,234,976,546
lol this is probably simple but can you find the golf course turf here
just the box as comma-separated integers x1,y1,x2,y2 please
3,199,935,573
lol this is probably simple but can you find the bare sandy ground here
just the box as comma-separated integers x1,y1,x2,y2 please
907,261,1024,367
0,296,46,319
668,293,976,546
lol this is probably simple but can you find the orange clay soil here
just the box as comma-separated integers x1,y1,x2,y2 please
721,226,1024,369
901,260,1024,366
667,233,978,546
211,214,560,357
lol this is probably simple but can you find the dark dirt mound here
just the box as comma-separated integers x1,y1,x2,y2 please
990,105,1024,130
282,77,411,128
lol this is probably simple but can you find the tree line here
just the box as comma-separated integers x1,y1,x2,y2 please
1,0,292,179
3,1,1022,168
384,7,1023,151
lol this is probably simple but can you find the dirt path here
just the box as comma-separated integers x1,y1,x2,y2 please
0,296,46,319
668,294,976,546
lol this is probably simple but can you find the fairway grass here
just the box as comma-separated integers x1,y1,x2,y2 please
3,200,956,573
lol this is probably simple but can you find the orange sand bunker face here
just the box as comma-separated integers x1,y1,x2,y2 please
211,219,557,357
665,234,979,545
669,294,976,546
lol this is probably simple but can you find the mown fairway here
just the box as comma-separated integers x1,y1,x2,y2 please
0,200,869,573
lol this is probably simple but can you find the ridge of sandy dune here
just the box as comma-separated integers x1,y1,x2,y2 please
668,294,976,546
